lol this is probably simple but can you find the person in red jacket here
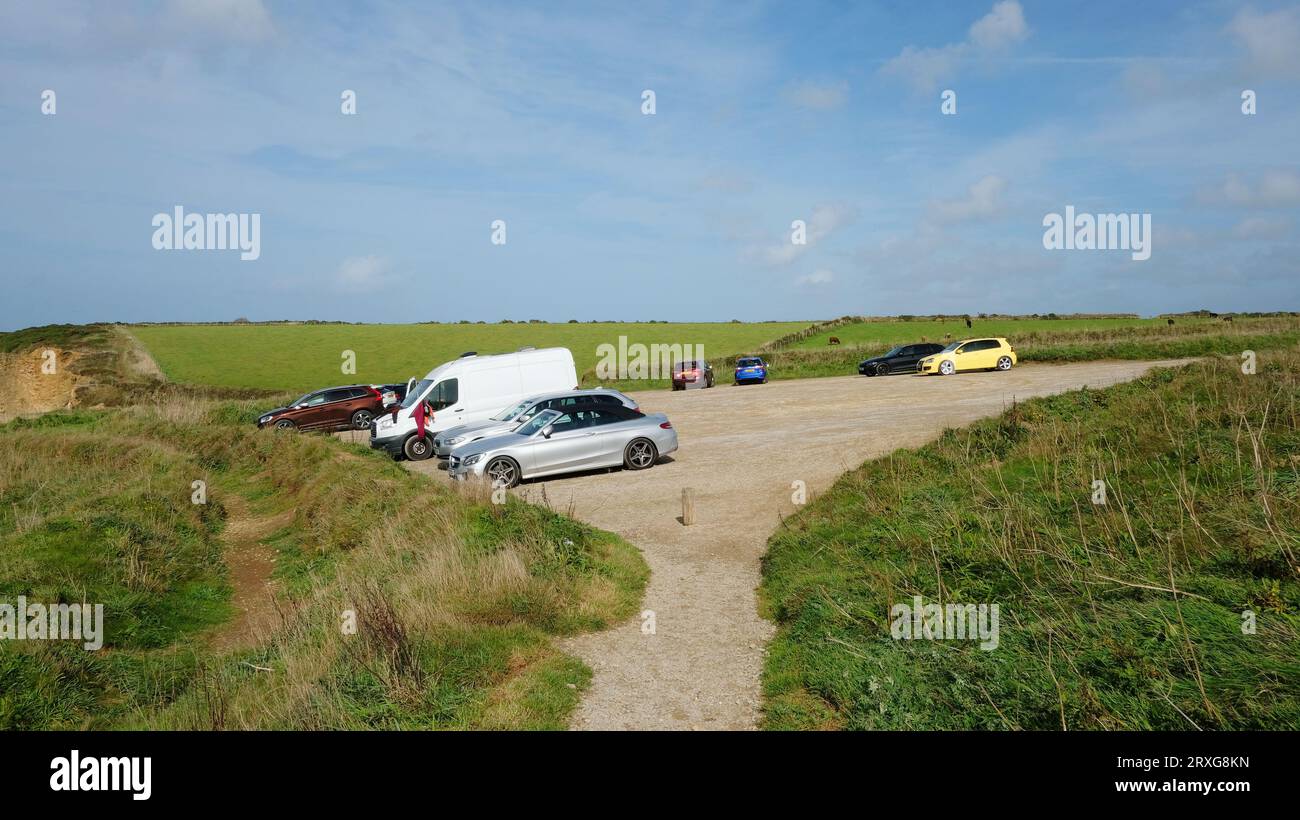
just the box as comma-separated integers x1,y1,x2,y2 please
412,399,434,439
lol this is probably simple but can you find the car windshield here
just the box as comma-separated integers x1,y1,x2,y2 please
491,400,531,422
738,358,762,367
942,341,962,352
400,379,434,409
515,409,560,437
884,346,903,357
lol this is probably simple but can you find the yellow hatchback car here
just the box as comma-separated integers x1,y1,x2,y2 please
918,337,1017,375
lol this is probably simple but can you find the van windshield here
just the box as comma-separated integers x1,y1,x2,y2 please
400,378,459,411
400,379,434,409
491,400,530,422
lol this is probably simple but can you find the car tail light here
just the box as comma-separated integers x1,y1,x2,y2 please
659,421,672,429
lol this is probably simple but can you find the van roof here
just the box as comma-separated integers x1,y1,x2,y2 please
422,346,573,381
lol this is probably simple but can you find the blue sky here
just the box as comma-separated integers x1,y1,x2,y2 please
1,0,1297,330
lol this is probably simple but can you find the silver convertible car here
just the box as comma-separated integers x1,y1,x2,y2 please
446,401,677,487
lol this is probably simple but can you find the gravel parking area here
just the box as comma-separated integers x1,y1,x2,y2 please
398,359,1193,730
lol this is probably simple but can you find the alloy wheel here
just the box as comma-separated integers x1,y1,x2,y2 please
487,458,518,488
626,439,656,469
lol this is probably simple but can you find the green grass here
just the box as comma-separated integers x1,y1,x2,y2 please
0,324,112,354
0,399,648,730
124,317,1300,395
759,351,1300,730
788,316,1166,350
129,322,813,393
733,316,1300,382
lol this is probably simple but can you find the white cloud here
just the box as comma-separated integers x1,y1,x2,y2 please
783,80,849,111
749,202,858,266
881,45,964,94
795,269,834,287
882,1,1029,92
928,175,1007,223
169,0,274,42
335,255,391,291
1229,6,1300,77
968,1,1029,50
1232,216,1292,239
1199,170,1300,208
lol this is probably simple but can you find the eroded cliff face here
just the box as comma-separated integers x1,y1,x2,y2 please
0,327,173,423
0,347,83,422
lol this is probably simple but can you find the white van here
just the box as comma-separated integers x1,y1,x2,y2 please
370,347,578,460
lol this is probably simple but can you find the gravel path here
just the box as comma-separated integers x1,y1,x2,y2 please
402,359,1193,730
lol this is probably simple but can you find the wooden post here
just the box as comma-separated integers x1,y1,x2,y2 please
681,487,696,526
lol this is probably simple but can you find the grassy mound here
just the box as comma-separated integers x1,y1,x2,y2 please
760,351,1300,730
0,399,647,730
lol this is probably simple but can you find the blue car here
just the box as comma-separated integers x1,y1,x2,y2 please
734,356,769,385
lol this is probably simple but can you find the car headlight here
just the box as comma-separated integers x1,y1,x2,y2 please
259,415,273,424
463,454,482,466
921,357,933,365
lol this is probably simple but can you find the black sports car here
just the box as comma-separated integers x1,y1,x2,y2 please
858,343,945,376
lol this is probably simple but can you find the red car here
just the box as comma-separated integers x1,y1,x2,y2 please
257,385,387,432
671,360,715,390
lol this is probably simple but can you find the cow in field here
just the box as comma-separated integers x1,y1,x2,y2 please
1167,319,1175,326
828,336,841,346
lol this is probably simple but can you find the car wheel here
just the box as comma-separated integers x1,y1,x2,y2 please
624,438,658,470
486,456,520,488
403,434,434,461
875,362,889,377
351,409,374,429
274,419,295,430
939,360,955,376
997,356,1013,371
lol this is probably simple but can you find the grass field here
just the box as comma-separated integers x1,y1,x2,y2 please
734,316,1300,381
0,398,647,729
759,351,1300,730
787,316,1172,350
125,317,1300,397
129,322,813,393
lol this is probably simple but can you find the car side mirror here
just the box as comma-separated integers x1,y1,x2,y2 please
541,426,553,439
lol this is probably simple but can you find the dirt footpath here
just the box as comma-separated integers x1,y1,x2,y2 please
402,359,1192,730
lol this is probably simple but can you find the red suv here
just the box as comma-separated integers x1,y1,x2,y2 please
257,385,385,432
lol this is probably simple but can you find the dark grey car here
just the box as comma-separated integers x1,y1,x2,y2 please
858,343,945,376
